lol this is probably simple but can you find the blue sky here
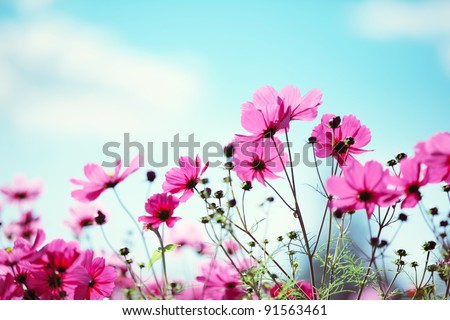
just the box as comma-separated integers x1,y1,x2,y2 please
0,0,449,286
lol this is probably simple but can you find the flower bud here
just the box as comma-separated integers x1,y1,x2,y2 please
378,240,388,248
387,159,397,167
308,136,317,144
395,153,407,162
423,241,437,251
241,181,253,191
200,216,211,224
429,207,439,216
227,199,236,208
443,185,450,193
396,249,407,257
224,162,234,170
427,265,438,272
287,231,298,240
146,170,156,182
200,188,211,199
394,259,405,266
214,190,224,199
328,116,341,129
398,213,408,222
370,237,379,247
119,247,130,256
344,136,355,146
95,210,107,225
223,143,235,158
267,197,274,202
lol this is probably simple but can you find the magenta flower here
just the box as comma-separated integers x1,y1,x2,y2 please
138,193,181,229
164,221,214,255
0,174,43,205
64,203,109,237
223,239,240,255
236,85,292,141
70,155,142,202
388,158,429,208
3,211,41,242
270,280,314,300
0,273,20,300
233,137,287,185
196,261,246,300
326,161,400,218
311,114,372,166
81,251,116,300
27,239,90,300
279,85,322,121
414,132,450,184
162,155,208,202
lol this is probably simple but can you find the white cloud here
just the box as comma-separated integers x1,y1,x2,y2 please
351,0,450,76
0,8,206,137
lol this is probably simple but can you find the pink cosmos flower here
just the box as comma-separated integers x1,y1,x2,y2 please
0,229,45,268
414,132,450,184
162,155,208,202
388,158,429,208
196,261,246,300
0,174,43,205
3,211,41,242
27,239,90,300
70,155,142,202
164,221,214,255
81,250,116,300
0,231,46,299
174,285,205,300
64,202,109,237
270,281,314,300
236,85,292,141
326,161,400,218
0,273,20,300
279,85,322,121
138,193,181,229
233,137,288,185
223,239,240,255
311,114,372,166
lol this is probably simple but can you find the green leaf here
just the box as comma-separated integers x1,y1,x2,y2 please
148,249,162,270
147,244,180,270
164,244,180,252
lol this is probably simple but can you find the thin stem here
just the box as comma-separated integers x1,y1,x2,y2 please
445,280,450,299
153,229,169,299
112,188,163,295
113,188,151,261
321,207,333,289
356,207,391,300
271,135,316,294
312,200,331,255
383,263,403,300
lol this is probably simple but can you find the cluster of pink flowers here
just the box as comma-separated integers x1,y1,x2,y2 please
0,230,116,300
1,84,449,301
326,132,450,216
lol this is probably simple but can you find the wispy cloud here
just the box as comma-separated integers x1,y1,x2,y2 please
0,3,207,137
351,0,450,76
